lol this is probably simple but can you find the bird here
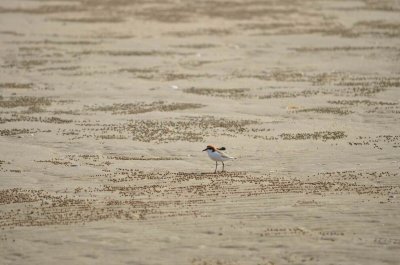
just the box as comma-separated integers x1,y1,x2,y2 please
202,145,234,173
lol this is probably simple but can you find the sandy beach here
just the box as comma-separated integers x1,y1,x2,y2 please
0,0,400,264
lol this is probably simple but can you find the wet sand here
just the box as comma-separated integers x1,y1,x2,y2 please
0,0,400,264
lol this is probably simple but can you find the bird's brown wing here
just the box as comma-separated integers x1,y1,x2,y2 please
216,149,233,159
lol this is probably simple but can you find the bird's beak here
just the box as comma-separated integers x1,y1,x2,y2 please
202,148,207,151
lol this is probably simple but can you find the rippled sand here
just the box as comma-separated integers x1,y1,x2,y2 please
0,0,399,264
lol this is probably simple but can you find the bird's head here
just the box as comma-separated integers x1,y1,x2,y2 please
203,145,216,152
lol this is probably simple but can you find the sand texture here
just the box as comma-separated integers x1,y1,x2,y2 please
0,0,400,264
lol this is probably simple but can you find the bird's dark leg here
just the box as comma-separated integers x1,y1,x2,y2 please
222,161,225,172
214,161,218,174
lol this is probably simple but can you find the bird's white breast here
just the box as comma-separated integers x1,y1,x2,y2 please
207,149,228,161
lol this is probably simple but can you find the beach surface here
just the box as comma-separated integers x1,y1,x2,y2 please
0,0,400,264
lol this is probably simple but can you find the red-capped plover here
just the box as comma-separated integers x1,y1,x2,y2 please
203,145,234,173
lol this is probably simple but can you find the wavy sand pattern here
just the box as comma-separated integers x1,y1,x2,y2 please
0,0,399,264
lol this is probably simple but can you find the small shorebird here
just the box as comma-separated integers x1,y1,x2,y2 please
202,145,234,173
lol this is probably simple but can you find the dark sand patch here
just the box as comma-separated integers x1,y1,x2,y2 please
85,101,204,115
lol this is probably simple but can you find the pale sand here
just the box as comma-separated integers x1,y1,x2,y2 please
0,0,400,264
